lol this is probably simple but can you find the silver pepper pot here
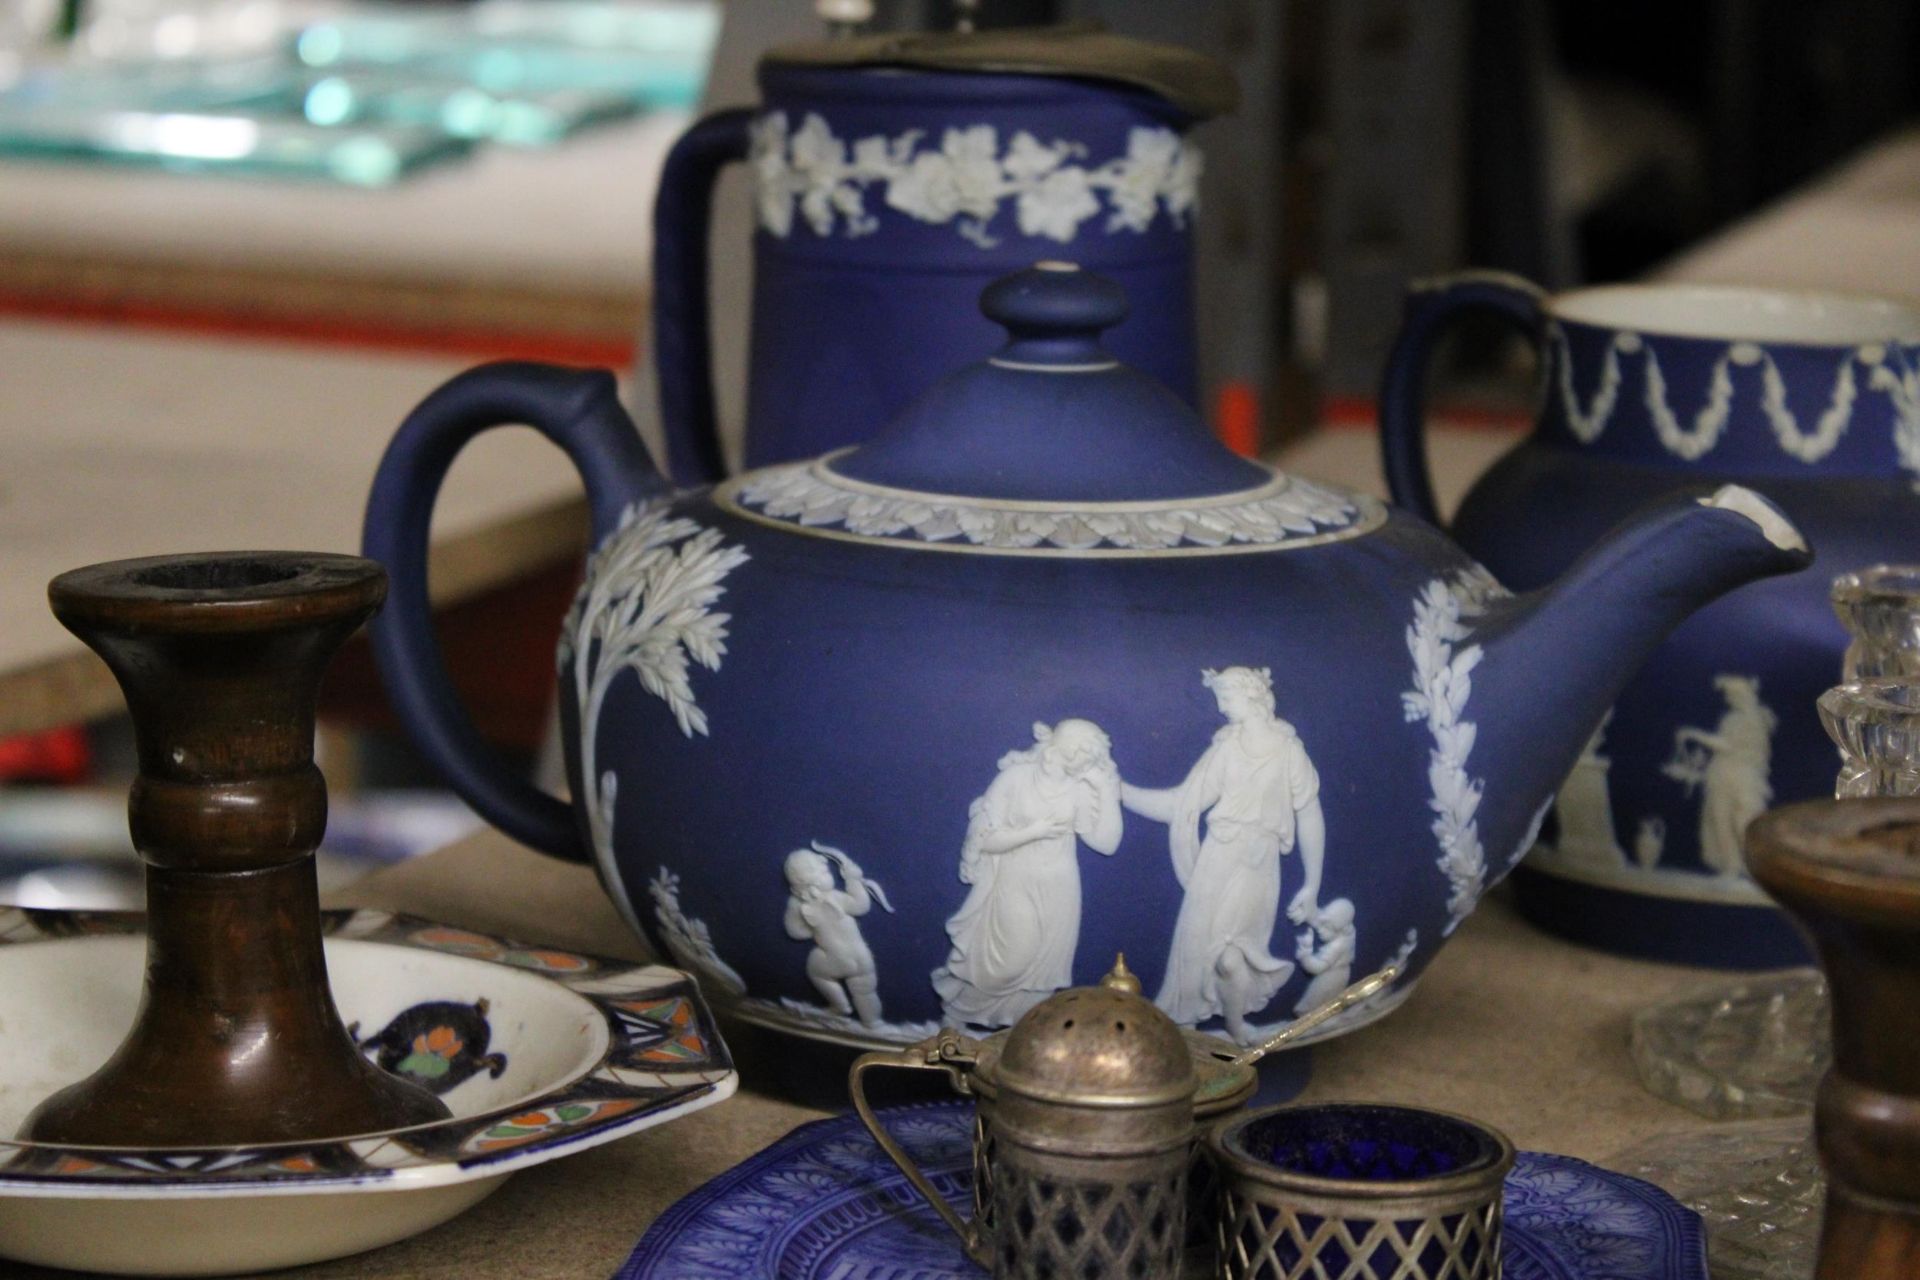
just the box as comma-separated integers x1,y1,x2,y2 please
852,959,1198,1278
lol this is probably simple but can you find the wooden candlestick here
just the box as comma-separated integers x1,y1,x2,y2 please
19,552,449,1146
1747,797,1920,1280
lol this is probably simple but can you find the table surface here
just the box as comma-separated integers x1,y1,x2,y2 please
0,113,684,361
0,318,589,737
194,827,1726,1280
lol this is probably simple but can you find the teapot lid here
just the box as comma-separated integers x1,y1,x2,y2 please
762,23,1239,120
831,262,1268,502
717,264,1384,555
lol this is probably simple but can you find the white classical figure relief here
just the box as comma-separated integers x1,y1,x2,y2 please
1293,898,1357,1015
1550,713,1628,869
1404,567,1508,930
1121,667,1325,1045
932,719,1124,1029
1663,674,1778,878
748,112,1202,247
1634,817,1667,869
783,841,892,1028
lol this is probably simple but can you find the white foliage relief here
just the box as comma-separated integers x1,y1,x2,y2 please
748,112,1200,247
649,867,747,998
1550,323,1920,467
732,462,1371,553
558,500,750,871
1403,566,1507,932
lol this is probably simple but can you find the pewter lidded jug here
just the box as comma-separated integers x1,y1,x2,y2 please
364,262,1811,1090
651,24,1237,484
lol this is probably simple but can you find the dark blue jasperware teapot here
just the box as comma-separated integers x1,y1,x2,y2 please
651,26,1235,486
1381,272,1920,968
364,263,1810,1062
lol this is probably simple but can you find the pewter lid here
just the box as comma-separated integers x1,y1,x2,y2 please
762,23,1239,120
979,956,1196,1109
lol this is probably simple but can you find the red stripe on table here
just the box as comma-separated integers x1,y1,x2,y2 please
0,292,638,368
1320,395,1531,431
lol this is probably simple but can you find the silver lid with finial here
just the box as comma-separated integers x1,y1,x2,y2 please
970,956,1197,1159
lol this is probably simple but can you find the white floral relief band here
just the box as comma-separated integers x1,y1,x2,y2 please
749,112,1201,247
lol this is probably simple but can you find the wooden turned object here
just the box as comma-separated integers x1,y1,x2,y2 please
1747,797,1920,1280
19,552,449,1146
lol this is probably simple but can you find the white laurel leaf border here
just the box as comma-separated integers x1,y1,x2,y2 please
716,455,1386,556
1403,566,1550,934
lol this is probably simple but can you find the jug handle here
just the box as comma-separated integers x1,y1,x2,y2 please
849,1031,988,1266
362,361,668,863
653,106,754,488
1378,270,1545,526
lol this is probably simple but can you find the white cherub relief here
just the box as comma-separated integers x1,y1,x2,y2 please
1122,667,1326,1045
1663,674,1777,878
1293,898,1357,1015
783,841,892,1027
932,719,1124,1029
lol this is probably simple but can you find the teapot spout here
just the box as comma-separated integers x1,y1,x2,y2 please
1470,484,1811,880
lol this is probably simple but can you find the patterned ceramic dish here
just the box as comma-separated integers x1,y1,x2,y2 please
621,1103,1709,1280
0,907,735,1276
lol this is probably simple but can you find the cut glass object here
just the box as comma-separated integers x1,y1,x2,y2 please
1631,970,1827,1120
1615,1120,1820,1280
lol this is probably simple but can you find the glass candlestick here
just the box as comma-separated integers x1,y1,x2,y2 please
1832,564,1920,678
1818,677,1920,798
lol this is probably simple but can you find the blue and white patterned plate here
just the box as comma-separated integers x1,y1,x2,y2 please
622,1102,1707,1280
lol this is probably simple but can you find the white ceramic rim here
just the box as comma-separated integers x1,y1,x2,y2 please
1547,282,1920,346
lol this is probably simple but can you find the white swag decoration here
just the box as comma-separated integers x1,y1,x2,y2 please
558,499,751,869
1403,566,1506,932
730,461,1370,553
1550,324,1920,469
749,111,1201,247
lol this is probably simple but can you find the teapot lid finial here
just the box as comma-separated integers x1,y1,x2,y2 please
980,263,1128,373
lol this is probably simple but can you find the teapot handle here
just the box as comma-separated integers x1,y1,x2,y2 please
361,361,668,862
1378,271,1545,526
653,107,753,487
849,1031,989,1267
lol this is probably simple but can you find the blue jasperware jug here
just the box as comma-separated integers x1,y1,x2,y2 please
651,26,1236,485
1381,272,1920,967
365,264,1808,1069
